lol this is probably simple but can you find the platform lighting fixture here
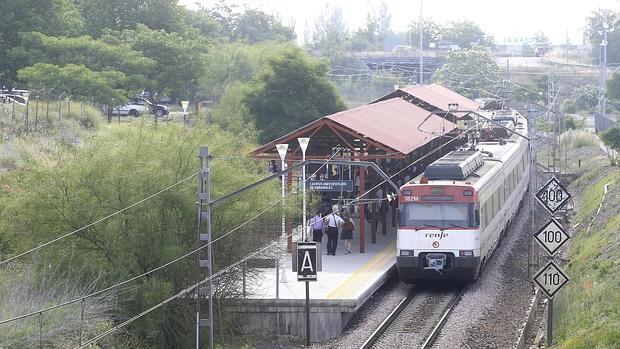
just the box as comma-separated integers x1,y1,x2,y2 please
448,103,459,112
298,137,310,242
276,144,289,285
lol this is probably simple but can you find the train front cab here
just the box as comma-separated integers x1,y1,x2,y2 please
396,184,481,283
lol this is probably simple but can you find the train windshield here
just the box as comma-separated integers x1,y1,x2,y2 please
398,202,476,228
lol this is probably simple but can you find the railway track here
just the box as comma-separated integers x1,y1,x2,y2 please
360,287,465,349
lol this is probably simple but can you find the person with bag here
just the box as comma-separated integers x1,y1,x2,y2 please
309,210,325,242
340,210,355,254
324,208,344,255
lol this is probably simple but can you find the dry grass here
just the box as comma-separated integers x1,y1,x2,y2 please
0,262,115,348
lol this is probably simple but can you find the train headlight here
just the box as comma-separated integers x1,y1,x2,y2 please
459,250,474,257
400,250,414,256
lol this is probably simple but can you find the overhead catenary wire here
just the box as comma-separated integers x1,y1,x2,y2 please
73,120,492,348
0,174,198,267
0,148,345,326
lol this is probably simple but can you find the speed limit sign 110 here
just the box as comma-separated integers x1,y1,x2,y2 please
535,177,572,214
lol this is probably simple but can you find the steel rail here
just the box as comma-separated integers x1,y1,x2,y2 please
359,289,416,349
419,287,466,349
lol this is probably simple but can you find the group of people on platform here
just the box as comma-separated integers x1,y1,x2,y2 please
308,208,355,256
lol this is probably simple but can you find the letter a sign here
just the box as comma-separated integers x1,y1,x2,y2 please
296,242,317,281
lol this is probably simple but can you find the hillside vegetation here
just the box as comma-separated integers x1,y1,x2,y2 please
552,138,620,349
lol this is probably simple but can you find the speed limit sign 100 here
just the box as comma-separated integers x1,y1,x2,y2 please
534,218,571,256
535,177,572,214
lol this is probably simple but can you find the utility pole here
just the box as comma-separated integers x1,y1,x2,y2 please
599,11,609,124
505,60,510,108
547,74,555,171
527,104,539,278
565,27,570,64
418,0,423,85
196,147,214,349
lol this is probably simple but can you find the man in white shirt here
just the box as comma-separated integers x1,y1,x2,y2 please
324,209,344,255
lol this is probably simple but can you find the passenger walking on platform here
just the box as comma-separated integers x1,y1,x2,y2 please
309,211,325,243
324,209,344,255
340,211,355,254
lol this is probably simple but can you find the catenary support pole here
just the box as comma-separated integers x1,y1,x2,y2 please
528,104,538,278
196,147,214,349
418,0,423,84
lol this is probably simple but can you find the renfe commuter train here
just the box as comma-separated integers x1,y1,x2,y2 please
396,110,530,282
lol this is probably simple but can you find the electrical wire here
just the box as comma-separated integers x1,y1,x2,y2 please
0,174,198,267
0,149,344,326
74,121,489,348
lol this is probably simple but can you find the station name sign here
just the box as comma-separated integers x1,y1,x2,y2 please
306,180,353,192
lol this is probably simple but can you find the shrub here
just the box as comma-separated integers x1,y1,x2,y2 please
0,144,22,171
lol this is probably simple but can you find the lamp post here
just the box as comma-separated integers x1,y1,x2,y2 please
276,144,289,287
298,137,310,242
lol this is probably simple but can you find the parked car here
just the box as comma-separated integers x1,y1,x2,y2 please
111,97,169,117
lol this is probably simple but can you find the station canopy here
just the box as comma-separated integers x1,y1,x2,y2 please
372,83,481,121
251,97,458,161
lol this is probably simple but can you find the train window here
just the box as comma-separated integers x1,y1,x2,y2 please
399,202,476,228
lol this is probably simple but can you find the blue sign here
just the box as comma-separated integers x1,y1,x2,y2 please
307,180,353,192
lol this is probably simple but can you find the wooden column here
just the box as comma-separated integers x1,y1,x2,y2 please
359,166,366,253
286,160,293,252
370,170,377,244
381,184,387,235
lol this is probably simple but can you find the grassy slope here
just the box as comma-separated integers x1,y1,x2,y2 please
553,144,620,349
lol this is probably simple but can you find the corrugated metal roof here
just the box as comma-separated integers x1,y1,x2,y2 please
326,98,456,155
399,83,480,112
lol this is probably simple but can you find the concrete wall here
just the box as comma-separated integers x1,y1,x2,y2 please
229,299,356,342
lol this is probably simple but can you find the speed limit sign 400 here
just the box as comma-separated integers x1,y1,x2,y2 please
535,177,572,214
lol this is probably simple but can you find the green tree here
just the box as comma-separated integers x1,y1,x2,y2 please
75,0,185,37
571,84,600,111
442,20,495,49
532,31,551,47
600,126,620,165
606,71,620,101
17,63,128,105
407,18,443,50
244,46,346,143
0,123,283,346
312,4,349,62
349,1,391,52
8,32,155,93
232,9,295,44
585,9,619,64
107,24,210,102
432,48,500,99
0,0,84,84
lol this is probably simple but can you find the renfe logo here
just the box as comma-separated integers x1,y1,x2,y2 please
425,232,449,239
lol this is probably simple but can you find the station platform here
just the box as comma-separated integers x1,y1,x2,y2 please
230,216,397,342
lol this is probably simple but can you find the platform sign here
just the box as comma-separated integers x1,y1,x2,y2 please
536,177,572,214
306,180,353,192
534,218,571,256
296,242,317,281
533,261,570,298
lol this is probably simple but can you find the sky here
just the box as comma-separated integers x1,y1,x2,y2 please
180,0,620,45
